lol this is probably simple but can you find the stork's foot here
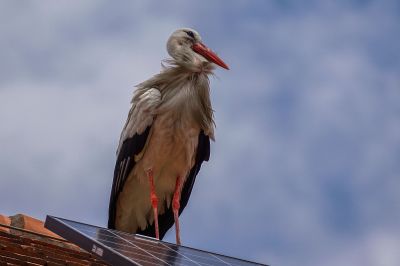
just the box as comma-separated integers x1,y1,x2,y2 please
173,175,182,245
147,169,160,240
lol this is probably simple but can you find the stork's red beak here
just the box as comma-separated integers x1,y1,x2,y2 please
192,42,229,70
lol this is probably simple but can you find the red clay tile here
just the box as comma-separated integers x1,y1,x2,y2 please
10,214,63,240
0,215,11,233
0,214,109,265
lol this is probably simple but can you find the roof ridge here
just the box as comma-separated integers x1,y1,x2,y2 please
0,223,69,243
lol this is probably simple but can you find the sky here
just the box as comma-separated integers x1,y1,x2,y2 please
1,1,399,265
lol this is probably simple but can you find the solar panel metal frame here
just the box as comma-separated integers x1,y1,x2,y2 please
45,215,267,266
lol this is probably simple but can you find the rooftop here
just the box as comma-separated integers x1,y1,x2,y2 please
0,213,109,265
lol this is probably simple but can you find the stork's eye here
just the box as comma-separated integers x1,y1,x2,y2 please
186,31,195,39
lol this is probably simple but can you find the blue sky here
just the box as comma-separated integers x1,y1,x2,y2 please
1,1,399,265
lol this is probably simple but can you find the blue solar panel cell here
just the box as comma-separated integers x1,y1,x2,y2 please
44,216,266,266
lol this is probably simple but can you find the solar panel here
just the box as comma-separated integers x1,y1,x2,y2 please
44,215,266,266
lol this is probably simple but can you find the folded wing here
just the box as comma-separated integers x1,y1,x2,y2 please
108,88,161,229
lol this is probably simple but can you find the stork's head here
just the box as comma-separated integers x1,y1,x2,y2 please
167,28,229,70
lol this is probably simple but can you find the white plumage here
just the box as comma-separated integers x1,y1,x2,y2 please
117,88,161,155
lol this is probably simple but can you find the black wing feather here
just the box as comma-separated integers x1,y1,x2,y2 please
108,126,151,229
136,131,210,239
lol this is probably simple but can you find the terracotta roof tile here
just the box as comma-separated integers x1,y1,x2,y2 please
0,214,109,266
0,215,11,233
10,214,62,240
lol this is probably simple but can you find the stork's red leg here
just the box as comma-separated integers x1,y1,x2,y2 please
146,169,160,240
172,175,183,245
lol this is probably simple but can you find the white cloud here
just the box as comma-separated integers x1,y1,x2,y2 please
0,1,399,265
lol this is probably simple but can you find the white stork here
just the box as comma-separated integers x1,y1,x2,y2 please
108,28,228,245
